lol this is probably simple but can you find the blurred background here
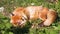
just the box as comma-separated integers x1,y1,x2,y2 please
0,0,60,34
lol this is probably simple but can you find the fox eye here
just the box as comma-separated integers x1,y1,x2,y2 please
11,13,14,16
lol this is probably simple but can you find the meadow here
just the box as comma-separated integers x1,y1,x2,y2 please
0,0,60,34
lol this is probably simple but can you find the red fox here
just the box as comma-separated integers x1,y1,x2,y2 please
10,6,57,27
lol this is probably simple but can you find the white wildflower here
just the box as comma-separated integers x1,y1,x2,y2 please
31,3,35,5
0,7,4,12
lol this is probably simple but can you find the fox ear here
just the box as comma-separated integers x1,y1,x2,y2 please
10,13,14,16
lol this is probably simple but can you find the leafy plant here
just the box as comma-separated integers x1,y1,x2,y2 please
0,0,60,34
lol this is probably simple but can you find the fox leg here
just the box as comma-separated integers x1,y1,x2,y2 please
38,12,47,27
43,9,57,26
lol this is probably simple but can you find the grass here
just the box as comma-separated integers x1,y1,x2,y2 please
0,0,60,34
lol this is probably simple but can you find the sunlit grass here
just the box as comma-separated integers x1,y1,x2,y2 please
0,0,60,34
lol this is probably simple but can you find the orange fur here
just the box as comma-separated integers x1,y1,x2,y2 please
10,6,57,27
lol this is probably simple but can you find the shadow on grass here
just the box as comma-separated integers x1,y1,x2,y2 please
51,14,60,26
0,17,32,34
55,13,60,22
10,21,32,34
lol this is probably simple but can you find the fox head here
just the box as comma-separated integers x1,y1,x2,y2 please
10,7,27,27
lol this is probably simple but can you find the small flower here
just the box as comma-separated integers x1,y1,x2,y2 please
11,1,14,3
0,7,4,12
31,3,35,5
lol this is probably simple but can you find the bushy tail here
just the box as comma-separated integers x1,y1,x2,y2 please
43,9,57,26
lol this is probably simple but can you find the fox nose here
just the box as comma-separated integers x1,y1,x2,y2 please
10,20,18,24
10,20,23,25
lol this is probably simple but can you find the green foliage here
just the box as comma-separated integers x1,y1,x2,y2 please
0,0,60,34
